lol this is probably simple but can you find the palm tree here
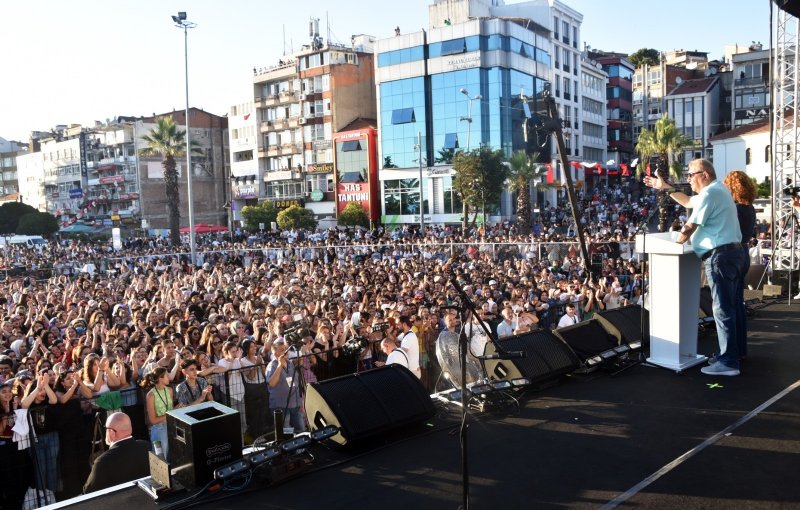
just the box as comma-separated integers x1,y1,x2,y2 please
635,116,690,231
506,151,546,235
141,117,198,246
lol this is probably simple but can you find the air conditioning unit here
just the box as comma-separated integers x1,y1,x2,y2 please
299,118,307,125
300,93,307,101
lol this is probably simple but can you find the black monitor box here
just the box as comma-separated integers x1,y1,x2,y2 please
167,401,242,488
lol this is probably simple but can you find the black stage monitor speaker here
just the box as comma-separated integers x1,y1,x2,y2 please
483,330,580,384
167,401,242,488
594,305,648,346
304,364,435,446
745,264,766,290
771,269,799,294
553,319,618,362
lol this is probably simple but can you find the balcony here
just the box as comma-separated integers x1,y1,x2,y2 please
734,76,767,88
260,120,273,132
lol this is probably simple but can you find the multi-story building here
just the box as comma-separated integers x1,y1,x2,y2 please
228,100,258,228
374,0,555,225
15,110,228,231
664,49,709,70
579,56,607,165
130,108,230,230
589,51,634,165
550,1,583,163
333,120,380,224
665,76,721,162
632,60,700,143
0,137,26,201
16,122,141,227
730,45,770,128
251,28,376,224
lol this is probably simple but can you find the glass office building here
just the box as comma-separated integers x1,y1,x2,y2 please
375,17,551,225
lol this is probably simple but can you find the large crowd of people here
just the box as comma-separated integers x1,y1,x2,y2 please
0,177,791,508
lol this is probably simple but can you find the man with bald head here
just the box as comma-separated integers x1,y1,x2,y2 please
83,412,151,493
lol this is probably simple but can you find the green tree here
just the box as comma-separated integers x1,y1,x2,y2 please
383,156,398,169
240,201,278,232
435,147,455,165
277,204,317,230
507,151,546,235
17,212,59,236
629,48,661,68
0,202,39,234
140,116,201,246
338,202,370,228
635,116,690,231
757,178,771,198
452,147,508,229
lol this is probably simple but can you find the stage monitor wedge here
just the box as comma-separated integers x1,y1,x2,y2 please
483,329,580,384
553,319,618,362
594,305,648,346
304,364,435,446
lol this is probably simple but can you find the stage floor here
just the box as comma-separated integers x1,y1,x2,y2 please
58,298,800,510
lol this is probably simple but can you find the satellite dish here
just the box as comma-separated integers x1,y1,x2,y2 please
709,67,717,75
704,69,711,77
676,76,683,85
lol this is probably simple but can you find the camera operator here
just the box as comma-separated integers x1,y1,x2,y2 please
266,339,307,433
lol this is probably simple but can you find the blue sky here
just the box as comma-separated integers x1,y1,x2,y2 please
0,0,771,142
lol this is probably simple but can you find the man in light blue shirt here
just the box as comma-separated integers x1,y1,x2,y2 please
645,159,747,376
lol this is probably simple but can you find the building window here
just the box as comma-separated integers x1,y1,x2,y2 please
745,148,751,165
442,176,462,215
554,16,559,38
440,38,467,56
443,133,459,149
391,108,415,125
341,140,362,152
384,178,423,215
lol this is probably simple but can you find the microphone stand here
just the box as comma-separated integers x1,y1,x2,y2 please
447,270,521,510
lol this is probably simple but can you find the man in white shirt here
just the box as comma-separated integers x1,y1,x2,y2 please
397,316,421,379
378,338,408,368
496,307,517,339
557,303,580,329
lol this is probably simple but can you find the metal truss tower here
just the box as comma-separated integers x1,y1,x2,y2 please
771,6,799,271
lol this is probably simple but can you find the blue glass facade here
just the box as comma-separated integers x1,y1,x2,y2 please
379,77,428,168
381,68,548,168
377,30,551,224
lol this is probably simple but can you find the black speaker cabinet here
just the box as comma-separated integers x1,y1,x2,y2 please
771,269,799,294
483,330,580,384
553,319,618,362
594,305,648,346
304,364,435,446
167,401,242,488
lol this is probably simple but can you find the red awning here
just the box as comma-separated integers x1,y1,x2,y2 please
97,165,116,172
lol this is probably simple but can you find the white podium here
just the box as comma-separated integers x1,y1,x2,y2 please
635,232,707,372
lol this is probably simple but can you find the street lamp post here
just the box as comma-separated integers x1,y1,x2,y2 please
172,11,197,266
459,88,483,225
459,87,482,151
416,131,425,233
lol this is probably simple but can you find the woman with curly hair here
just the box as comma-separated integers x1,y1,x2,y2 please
722,170,757,360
